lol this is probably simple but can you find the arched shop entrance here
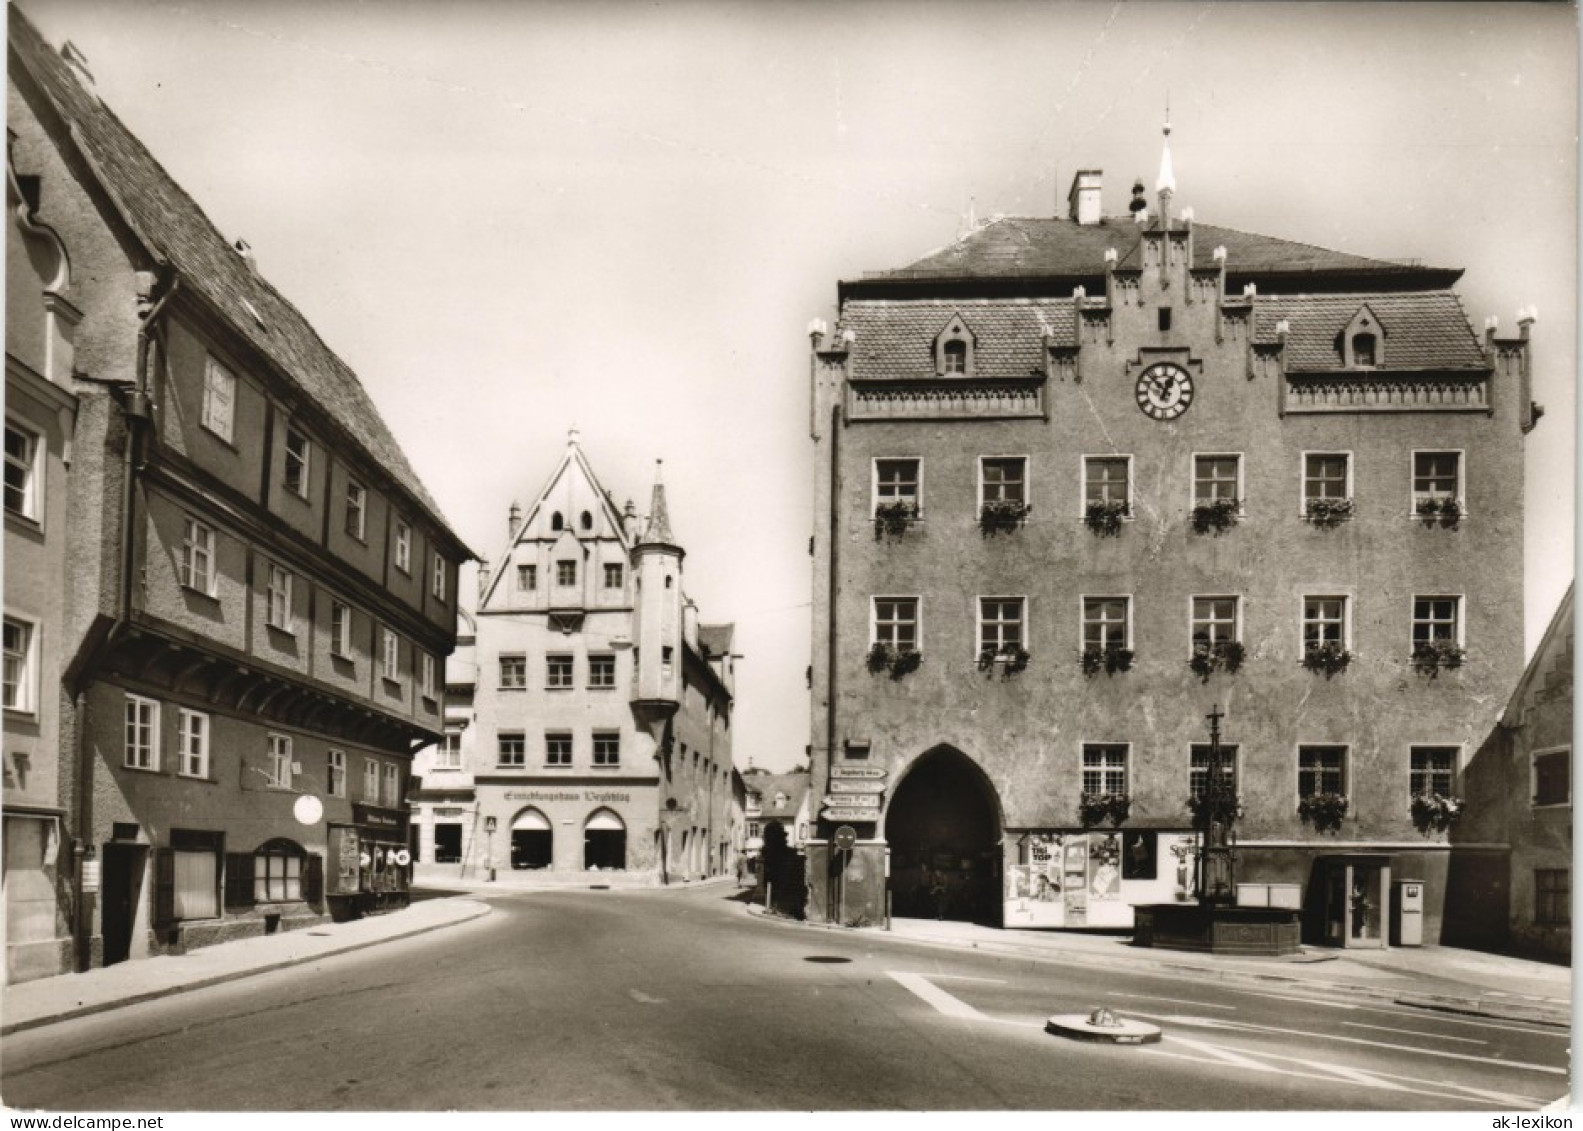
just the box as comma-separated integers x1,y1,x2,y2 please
584,809,627,871
510,809,552,870
886,746,1003,924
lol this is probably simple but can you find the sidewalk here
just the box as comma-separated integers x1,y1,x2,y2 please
1,896,492,1036
749,906,1573,1027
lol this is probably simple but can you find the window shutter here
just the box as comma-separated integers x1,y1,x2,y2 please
153,847,176,927
224,853,255,910
303,853,324,907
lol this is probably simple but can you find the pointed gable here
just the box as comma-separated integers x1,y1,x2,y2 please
479,436,631,609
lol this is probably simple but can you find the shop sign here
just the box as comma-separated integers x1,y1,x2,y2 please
503,790,631,803
435,807,465,818
827,779,885,795
830,766,887,780
352,804,405,831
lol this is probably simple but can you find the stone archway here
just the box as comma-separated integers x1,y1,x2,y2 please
885,746,1003,924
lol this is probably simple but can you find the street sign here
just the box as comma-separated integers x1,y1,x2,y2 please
821,806,880,822
834,826,857,851
823,794,883,809
828,779,886,795
830,765,887,780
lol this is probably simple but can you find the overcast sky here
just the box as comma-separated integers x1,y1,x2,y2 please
20,0,1576,773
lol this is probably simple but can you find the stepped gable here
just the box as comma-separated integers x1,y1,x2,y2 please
8,7,467,549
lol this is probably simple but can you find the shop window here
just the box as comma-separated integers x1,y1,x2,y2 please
584,809,627,870
511,810,552,869
433,824,463,864
253,839,305,902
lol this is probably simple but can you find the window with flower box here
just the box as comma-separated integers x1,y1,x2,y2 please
1410,747,1457,798
1082,744,1128,795
1298,745,1347,797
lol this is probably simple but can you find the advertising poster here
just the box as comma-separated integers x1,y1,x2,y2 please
1005,834,1066,926
1062,835,1088,925
1088,832,1122,901
1122,831,1157,881
327,826,361,896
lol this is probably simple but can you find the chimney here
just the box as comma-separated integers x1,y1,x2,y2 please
507,500,522,539
233,239,258,273
1067,170,1103,225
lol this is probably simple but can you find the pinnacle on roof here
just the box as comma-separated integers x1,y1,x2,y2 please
641,460,674,545
1156,108,1176,196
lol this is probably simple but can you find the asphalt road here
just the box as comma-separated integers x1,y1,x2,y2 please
1,885,1569,1111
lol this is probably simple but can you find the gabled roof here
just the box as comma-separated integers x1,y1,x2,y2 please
845,215,1461,297
744,771,810,820
8,8,471,555
477,437,629,608
1501,582,1575,729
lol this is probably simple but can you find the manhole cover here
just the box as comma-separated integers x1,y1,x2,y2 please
803,955,852,964
589,884,611,891
307,932,330,937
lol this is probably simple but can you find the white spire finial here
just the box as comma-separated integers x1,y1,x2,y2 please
568,426,580,447
1156,102,1176,196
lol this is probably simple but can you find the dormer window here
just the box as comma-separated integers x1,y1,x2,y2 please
933,315,976,377
551,511,564,531
1341,307,1385,368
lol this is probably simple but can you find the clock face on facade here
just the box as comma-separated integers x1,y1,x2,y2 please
1135,363,1194,421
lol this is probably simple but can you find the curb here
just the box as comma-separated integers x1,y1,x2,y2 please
742,904,1571,1028
1,899,494,1037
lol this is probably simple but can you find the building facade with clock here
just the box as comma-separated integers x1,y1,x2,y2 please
805,160,1538,946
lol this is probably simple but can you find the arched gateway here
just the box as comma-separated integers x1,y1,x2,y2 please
885,746,1003,924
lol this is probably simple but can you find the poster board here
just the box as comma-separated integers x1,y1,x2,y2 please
327,825,361,896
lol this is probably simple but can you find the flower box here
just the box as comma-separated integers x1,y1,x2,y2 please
1188,640,1245,681
1297,791,1349,834
1302,641,1352,678
1305,497,1355,528
1415,495,1462,529
1080,791,1131,828
977,645,1030,679
867,643,923,681
1080,645,1134,677
1190,498,1240,536
1410,792,1464,836
979,499,1030,537
873,500,919,541
1411,639,1465,678
1084,499,1129,537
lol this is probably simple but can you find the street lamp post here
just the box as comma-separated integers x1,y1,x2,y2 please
1195,703,1237,905
484,816,497,883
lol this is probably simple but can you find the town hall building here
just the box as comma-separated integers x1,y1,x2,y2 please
805,136,1537,945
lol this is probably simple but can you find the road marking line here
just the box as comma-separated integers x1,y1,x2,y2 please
1225,1044,1552,1107
1226,987,1570,1038
1343,1020,1486,1044
1116,1010,1565,1076
886,972,989,1021
1164,1034,1276,1073
1106,991,1236,1011
921,974,1008,984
